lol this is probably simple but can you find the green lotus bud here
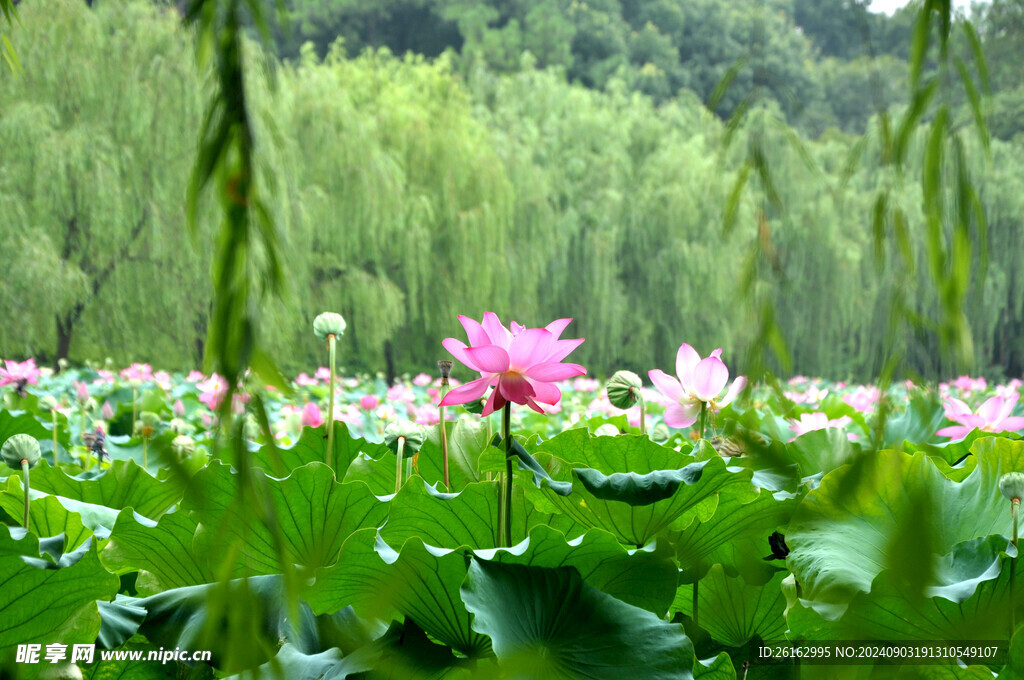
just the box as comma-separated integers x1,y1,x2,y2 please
39,395,60,412
606,370,643,409
171,435,195,458
313,312,347,341
2,434,41,469
651,422,670,443
140,411,161,427
169,418,195,435
384,421,426,454
1001,472,1024,502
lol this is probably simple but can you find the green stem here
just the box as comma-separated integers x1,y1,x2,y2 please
327,335,337,470
1013,498,1019,640
131,386,137,433
52,410,59,465
395,436,405,494
698,401,708,441
440,384,450,490
639,394,646,435
21,459,29,530
496,470,505,544
693,580,699,630
503,403,512,548
142,437,148,470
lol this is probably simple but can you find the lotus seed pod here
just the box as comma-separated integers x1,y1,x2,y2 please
384,420,426,454
437,360,453,380
313,312,347,341
651,422,670,443
2,435,41,469
171,435,196,458
140,411,161,427
1000,472,1024,501
606,370,643,409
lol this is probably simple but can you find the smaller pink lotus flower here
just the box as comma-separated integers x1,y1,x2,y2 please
295,373,318,387
573,377,601,393
154,371,172,390
413,373,433,386
197,374,228,410
0,359,41,387
74,380,90,405
101,401,115,420
648,343,746,429
120,363,153,383
842,386,880,414
439,313,586,416
186,371,205,382
173,399,186,418
788,412,857,441
360,395,380,410
996,379,1022,399
314,367,331,382
936,394,1024,439
388,384,416,403
301,402,324,428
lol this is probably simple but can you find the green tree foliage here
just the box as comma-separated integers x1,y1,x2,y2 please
0,0,206,364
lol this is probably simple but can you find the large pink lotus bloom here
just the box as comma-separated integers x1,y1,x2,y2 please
788,412,857,441
936,394,1024,440
648,343,746,429
0,359,41,387
301,402,324,428
439,313,586,416
120,363,153,383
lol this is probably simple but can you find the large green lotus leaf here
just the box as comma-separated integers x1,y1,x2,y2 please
381,478,582,550
28,459,182,520
245,423,388,479
96,597,148,649
787,536,1022,642
787,439,1024,610
0,477,93,550
187,461,388,575
666,486,795,581
535,429,690,473
102,507,213,593
906,429,1022,468
672,565,788,648
0,541,119,649
306,528,492,657
785,429,860,477
105,430,178,474
0,410,59,450
460,558,695,680
483,524,678,616
693,653,736,680
81,641,172,680
344,452,397,496
535,454,746,547
125,575,286,673
882,389,946,450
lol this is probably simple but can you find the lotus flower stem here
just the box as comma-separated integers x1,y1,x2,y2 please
439,360,453,490
698,401,708,441
394,436,405,494
639,394,646,435
692,581,699,630
131,386,137,433
142,436,148,470
1013,498,1019,638
52,410,59,465
21,459,29,529
326,334,337,469
503,402,513,548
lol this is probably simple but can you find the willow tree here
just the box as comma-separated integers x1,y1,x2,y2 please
0,0,206,366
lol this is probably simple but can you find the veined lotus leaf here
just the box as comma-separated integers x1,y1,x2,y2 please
187,461,388,575
461,557,695,680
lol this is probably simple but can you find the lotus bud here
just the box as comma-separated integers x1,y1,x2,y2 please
169,418,194,435
101,401,114,420
1001,472,1024,502
313,312,346,341
39,395,60,412
652,422,670,442
606,370,643,409
2,435,41,469
173,399,186,418
171,435,195,458
74,380,90,404
384,420,426,454
57,358,69,372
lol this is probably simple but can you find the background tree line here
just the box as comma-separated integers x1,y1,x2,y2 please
1,0,1022,381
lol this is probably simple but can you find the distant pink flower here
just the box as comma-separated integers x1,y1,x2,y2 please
388,384,415,403
120,363,153,383
788,412,857,440
360,395,380,410
439,313,586,416
173,399,186,418
301,402,324,428
101,401,115,420
185,371,205,382
936,394,1024,440
996,379,1022,399
413,373,433,386
648,343,746,429
94,369,115,385
0,359,41,387
843,386,880,414
197,374,227,410
573,377,601,392
410,403,440,426
295,373,318,387
427,387,441,404
787,375,808,386
315,367,331,382
74,380,90,404
154,371,172,390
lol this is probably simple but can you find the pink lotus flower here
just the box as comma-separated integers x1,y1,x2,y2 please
648,343,746,429
0,359,41,387
197,374,227,410
101,401,115,420
120,363,153,383
173,399,186,418
842,386,880,414
360,395,380,410
295,373,318,387
301,402,324,428
439,313,586,416
936,394,1024,440
314,367,331,382
74,380,90,404
788,412,857,440
413,373,433,386
185,371,205,382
